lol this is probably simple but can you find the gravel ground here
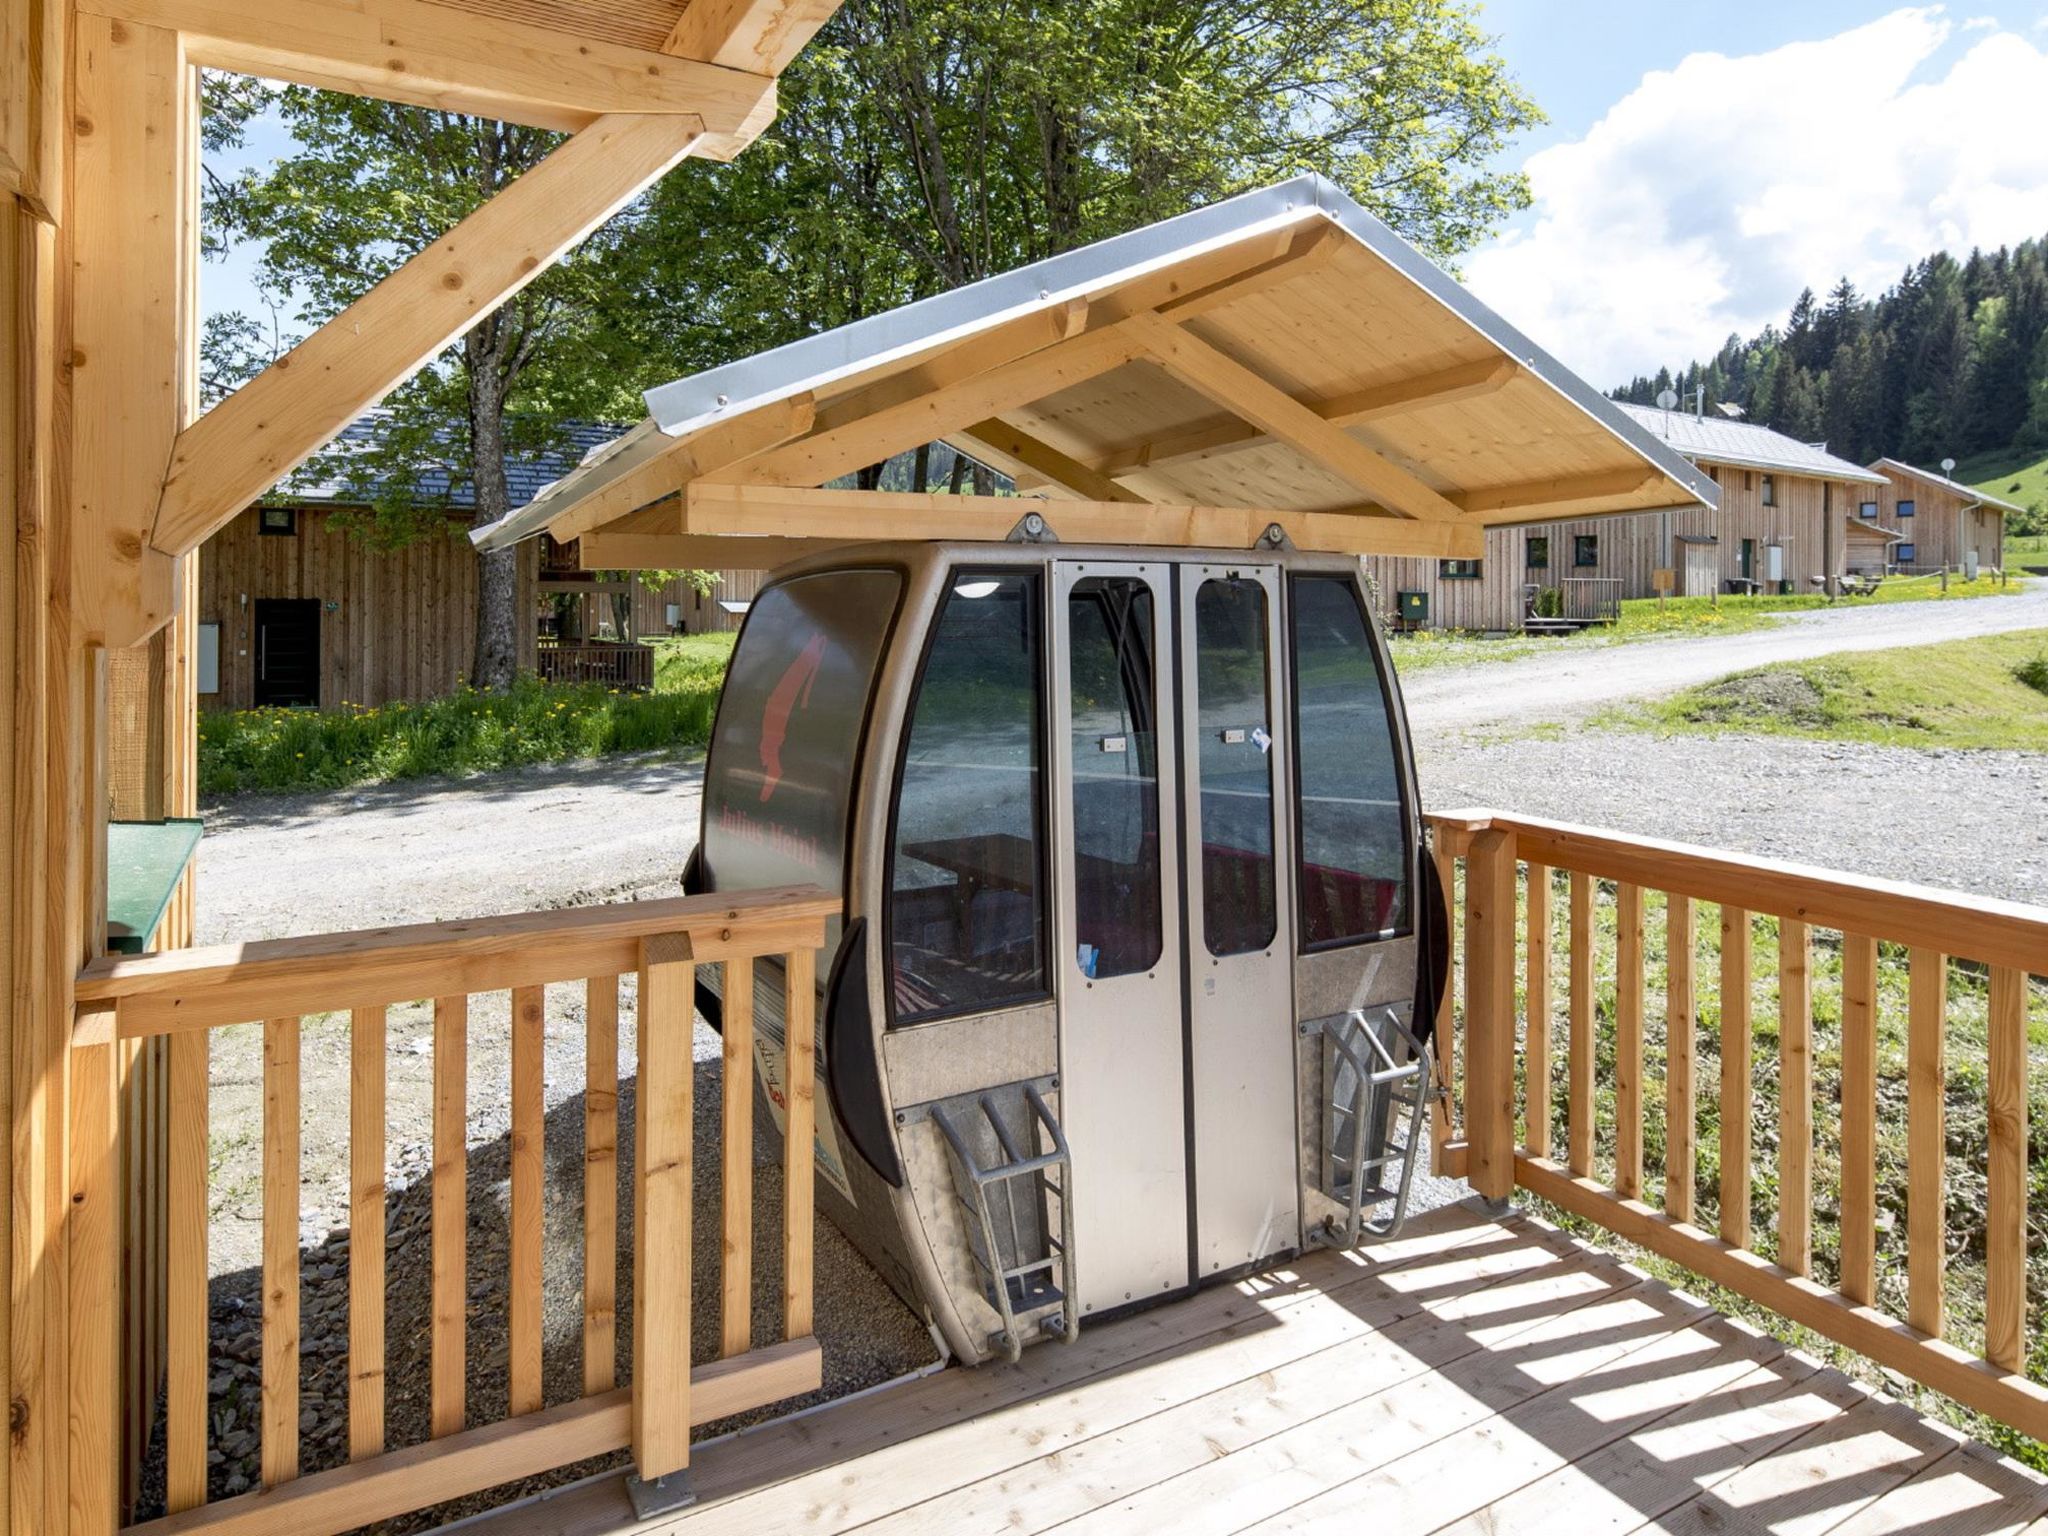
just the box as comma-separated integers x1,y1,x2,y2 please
167,593,2047,1528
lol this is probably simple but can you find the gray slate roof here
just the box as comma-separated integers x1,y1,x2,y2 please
1614,403,1886,485
268,413,629,512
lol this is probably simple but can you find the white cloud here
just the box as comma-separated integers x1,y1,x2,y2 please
1465,8,2048,386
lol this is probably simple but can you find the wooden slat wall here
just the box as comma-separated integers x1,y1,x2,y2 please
1363,460,1863,632
197,507,540,711
1865,467,2007,570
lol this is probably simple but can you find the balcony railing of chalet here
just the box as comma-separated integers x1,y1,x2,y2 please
1427,809,2048,1442
536,641,655,691
71,885,836,1536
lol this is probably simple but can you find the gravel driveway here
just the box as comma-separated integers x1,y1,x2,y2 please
170,586,2048,1527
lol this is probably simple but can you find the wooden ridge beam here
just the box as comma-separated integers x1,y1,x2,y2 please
949,418,1146,504
1451,467,1666,518
729,218,1337,491
680,482,1482,558
1093,355,1518,478
662,0,839,76
151,112,707,561
1125,309,1465,523
77,0,779,140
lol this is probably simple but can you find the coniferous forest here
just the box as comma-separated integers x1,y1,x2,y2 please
1609,236,2048,494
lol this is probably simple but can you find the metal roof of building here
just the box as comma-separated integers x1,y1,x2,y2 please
1869,458,2028,514
1614,404,1887,485
475,173,1718,559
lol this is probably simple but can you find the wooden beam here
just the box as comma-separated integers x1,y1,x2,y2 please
1093,355,1518,478
680,483,1483,558
1123,310,1466,523
730,218,1337,491
543,396,816,544
152,112,707,561
77,0,779,141
578,530,849,570
948,418,1146,504
1450,467,1665,518
2,0,64,220
71,13,190,648
662,0,839,75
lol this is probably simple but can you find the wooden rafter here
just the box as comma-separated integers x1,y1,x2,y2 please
1124,310,1466,523
726,219,1337,492
77,0,779,141
1092,355,1518,478
662,0,839,74
1450,467,1666,518
580,528,848,570
677,482,1482,557
947,419,1146,504
151,112,708,562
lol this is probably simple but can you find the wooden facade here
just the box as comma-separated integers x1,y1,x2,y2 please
1863,459,2013,572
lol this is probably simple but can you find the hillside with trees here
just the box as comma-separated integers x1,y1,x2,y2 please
1610,237,2048,521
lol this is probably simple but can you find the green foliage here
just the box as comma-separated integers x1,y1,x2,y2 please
651,632,738,692
1616,627,2048,751
1611,231,2048,469
198,674,724,796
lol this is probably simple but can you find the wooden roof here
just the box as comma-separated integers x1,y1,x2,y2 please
475,176,1717,568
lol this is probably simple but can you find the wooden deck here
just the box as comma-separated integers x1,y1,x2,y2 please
448,1200,2048,1536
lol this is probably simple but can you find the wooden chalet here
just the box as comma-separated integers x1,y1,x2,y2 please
6,9,2048,1536
1360,406,1890,633
1864,458,2022,574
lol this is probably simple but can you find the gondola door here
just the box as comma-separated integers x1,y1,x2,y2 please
1177,563,1297,1277
1051,563,1187,1315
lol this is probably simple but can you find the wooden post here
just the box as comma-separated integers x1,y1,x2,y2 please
1613,884,1644,1199
69,1040,121,1536
633,934,694,1488
260,1018,301,1490
1463,829,1517,1205
430,995,466,1439
1524,865,1551,1158
1718,908,1752,1248
1664,894,1695,1223
1777,921,1812,1276
721,957,755,1357
1840,933,1878,1306
584,975,619,1396
348,1007,386,1461
782,947,816,1338
508,986,544,1417
1987,966,2026,1371
1905,949,1946,1339
165,1029,210,1509
1567,871,1594,1178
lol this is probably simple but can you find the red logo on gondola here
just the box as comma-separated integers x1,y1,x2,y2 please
758,633,826,802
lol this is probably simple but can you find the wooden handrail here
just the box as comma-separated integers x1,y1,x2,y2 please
1425,808,2048,1444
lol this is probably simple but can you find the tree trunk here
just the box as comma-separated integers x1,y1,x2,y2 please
947,450,967,494
468,330,520,692
912,442,930,493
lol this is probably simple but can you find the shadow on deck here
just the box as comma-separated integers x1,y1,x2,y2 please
444,1200,2048,1536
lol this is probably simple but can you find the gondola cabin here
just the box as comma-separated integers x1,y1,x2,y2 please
685,540,1434,1362
473,173,1717,1369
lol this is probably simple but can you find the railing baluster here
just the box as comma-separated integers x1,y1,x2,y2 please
634,934,695,1485
1524,863,1551,1158
262,1016,302,1489
1463,830,1517,1204
584,975,619,1395
1777,922,1812,1276
432,993,468,1438
784,946,818,1338
722,957,756,1358
510,986,545,1417
166,1028,209,1509
1906,948,1947,1338
1840,933,1878,1306
71,1037,121,1536
1718,908,1751,1248
349,1006,387,1461
1614,883,1644,1199
1664,894,1695,1223
1987,965,2027,1371
1568,871,1594,1178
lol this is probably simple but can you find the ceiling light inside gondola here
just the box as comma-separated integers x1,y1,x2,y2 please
953,580,1001,599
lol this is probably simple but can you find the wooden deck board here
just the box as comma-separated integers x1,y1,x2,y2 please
442,1203,2047,1536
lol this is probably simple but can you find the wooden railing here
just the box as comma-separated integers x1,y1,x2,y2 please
70,885,836,1536
536,641,655,690
1427,809,2048,1442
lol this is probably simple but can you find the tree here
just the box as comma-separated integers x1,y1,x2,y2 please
204,87,649,690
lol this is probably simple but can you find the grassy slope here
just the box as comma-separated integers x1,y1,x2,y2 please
1388,572,2023,674
1957,444,2048,512
1612,628,2048,751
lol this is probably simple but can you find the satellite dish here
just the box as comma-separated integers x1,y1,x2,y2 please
1940,458,1956,475
1655,388,1680,411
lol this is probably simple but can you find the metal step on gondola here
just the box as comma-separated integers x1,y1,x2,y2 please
1307,1006,1433,1248
904,1078,1079,1362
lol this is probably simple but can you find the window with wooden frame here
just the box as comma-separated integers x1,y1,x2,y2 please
1859,500,1879,519
1573,534,1599,567
1897,499,1915,518
1526,536,1550,570
259,505,298,536
1438,558,1483,580
1895,542,1917,564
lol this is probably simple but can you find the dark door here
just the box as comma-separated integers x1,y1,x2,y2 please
254,599,321,707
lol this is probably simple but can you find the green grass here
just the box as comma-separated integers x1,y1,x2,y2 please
2008,533,2048,571
1956,444,2048,516
200,642,736,797
1387,572,2025,674
1462,866,2048,1466
1609,628,2048,751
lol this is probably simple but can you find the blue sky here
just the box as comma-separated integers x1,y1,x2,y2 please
203,3,2048,389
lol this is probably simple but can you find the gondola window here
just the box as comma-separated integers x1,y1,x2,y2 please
888,571,1049,1022
1193,578,1277,957
1066,578,1162,979
1291,576,1408,946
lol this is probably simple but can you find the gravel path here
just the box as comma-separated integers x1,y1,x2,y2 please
167,591,2048,1527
